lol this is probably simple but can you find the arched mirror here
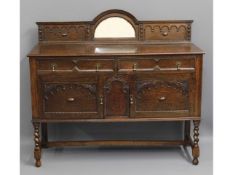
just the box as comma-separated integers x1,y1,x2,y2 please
94,17,136,39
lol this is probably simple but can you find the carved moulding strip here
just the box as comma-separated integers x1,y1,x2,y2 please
144,24,187,32
186,24,191,40
136,80,189,98
43,83,97,100
139,24,144,40
86,24,91,40
38,25,43,41
104,75,129,94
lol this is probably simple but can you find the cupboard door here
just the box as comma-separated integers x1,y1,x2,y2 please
103,75,130,118
39,75,101,119
132,73,194,118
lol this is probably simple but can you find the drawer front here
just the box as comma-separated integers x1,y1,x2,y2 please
39,24,87,41
77,59,114,72
38,58,114,73
118,56,195,72
142,23,191,41
131,73,194,118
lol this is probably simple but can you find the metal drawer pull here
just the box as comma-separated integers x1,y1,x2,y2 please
61,33,68,37
176,62,181,70
130,95,134,104
100,95,103,105
96,63,100,71
154,65,161,71
158,96,166,101
162,31,168,36
51,63,57,71
67,97,75,102
133,63,137,71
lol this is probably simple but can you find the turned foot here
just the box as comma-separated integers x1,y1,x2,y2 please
33,122,41,167
192,120,200,165
192,157,199,165
35,158,41,167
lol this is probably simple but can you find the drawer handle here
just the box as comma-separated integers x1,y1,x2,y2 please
176,62,181,70
96,63,100,72
61,33,68,37
162,31,168,36
130,95,134,104
154,65,161,71
158,96,166,101
99,95,103,105
133,63,137,71
67,97,75,102
51,63,57,71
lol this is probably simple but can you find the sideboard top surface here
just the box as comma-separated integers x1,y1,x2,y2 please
28,42,204,57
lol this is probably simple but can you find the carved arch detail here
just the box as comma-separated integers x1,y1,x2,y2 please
43,83,96,100
104,75,129,94
136,80,188,99
104,75,130,117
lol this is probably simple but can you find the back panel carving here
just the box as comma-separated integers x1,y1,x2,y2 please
36,10,192,42
38,24,88,41
141,23,191,41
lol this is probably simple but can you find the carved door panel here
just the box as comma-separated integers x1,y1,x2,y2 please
40,75,101,119
103,75,130,118
132,73,194,118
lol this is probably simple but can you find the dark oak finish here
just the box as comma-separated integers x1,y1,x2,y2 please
28,10,204,167
41,123,48,148
33,122,41,167
46,140,188,148
192,120,200,165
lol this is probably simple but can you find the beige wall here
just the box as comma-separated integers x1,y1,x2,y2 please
21,0,213,139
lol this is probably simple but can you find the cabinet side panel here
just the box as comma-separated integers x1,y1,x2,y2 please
29,57,39,118
194,55,203,117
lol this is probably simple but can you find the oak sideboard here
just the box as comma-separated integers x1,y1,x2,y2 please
28,9,204,167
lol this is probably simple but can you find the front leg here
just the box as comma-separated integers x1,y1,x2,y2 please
33,122,41,167
192,120,200,165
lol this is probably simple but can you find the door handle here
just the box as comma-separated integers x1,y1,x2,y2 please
130,95,134,104
99,95,103,105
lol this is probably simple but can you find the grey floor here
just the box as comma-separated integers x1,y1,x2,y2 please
21,131,212,175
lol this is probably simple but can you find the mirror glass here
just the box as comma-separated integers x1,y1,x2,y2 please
94,17,136,38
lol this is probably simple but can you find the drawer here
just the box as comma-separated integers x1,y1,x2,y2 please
38,58,114,72
118,57,195,72
142,23,191,41
77,59,114,72
38,24,87,41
